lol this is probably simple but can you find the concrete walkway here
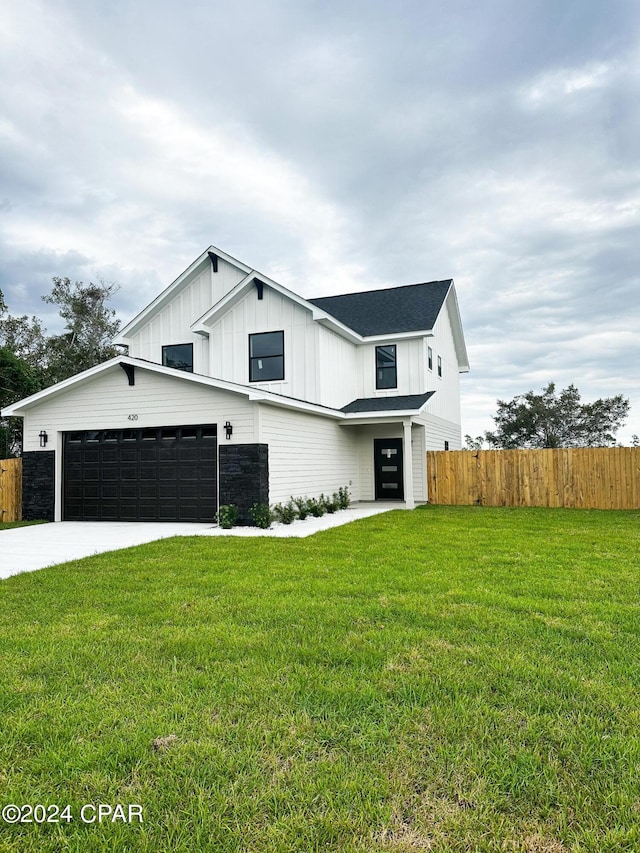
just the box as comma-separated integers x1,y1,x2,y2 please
0,504,404,579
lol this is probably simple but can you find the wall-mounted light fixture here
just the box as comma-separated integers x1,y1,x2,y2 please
224,421,233,440
39,430,48,447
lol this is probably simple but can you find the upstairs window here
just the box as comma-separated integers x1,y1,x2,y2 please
376,344,397,389
249,331,284,382
427,346,433,371
162,343,193,373
437,355,442,378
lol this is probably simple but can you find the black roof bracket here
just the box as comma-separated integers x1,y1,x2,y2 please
120,362,135,386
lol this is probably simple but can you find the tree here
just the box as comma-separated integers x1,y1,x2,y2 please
484,382,630,449
42,277,122,385
0,279,121,455
0,347,40,457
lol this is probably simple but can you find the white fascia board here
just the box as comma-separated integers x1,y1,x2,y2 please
191,271,255,333
1,355,347,422
311,315,363,344
340,413,419,425
1,357,127,415
191,271,364,345
114,245,252,343
361,329,433,344
444,284,470,373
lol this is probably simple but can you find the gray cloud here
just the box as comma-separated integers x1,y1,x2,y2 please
1,0,639,439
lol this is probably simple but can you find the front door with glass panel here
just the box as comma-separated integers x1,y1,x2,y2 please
374,438,404,500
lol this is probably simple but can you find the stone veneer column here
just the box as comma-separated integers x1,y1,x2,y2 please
22,451,56,521
218,444,269,525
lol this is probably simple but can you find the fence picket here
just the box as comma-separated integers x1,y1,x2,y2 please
426,448,640,510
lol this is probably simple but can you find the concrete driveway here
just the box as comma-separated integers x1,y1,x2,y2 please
0,504,403,580
0,522,214,579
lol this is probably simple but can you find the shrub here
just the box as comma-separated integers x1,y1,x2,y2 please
293,496,309,520
306,497,325,517
273,500,297,525
248,503,272,529
323,493,340,514
216,504,238,529
338,485,351,509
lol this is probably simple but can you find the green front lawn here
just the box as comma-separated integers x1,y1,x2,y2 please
0,520,48,530
1,506,639,852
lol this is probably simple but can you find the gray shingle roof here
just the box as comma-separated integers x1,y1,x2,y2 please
309,280,452,336
340,392,435,414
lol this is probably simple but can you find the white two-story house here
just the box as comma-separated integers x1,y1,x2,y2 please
3,246,469,523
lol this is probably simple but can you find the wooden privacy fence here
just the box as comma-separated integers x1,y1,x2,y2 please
0,458,22,522
427,447,640,510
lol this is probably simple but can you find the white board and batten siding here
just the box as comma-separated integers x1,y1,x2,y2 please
358,338,426,400
422,299,462,426
209,286,320,403
317,326,358,409
257,404,359,506
125,258,246,372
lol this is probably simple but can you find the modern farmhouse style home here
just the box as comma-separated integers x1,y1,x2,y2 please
3,247,469,523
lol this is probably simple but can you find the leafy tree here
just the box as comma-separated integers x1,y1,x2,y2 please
484,382,630,449
464,434,486,450
0,347,40,457
42,277,122,385
0,279,121,455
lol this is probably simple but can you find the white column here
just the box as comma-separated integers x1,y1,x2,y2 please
403,419,415,509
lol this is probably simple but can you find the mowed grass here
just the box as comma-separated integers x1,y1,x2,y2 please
0,506,639,852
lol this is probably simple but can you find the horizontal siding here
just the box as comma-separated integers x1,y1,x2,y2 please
258,405,359,505
353,424,402,501
22,367,258,452
352,423,425,502
423,412,462,451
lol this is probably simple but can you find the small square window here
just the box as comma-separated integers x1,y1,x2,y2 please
428,346,433,371
437,356,442,378
162,343,193,372
249,331,284,382
376,345,397,389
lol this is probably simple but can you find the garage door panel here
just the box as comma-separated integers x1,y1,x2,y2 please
63,424,217,521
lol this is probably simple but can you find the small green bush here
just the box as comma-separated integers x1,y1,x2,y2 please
293,496,309,520
248,503,272,529
338,485,351,509
216,504,238,529
273,500,297,525
306,497,325,517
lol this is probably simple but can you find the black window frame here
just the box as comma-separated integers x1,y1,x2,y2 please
376,344,397,390
249,330,285,383
427,345,433,371
437,355,442,378
162,343,194,373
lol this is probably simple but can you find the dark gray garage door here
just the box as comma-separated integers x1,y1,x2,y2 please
63,425,217,521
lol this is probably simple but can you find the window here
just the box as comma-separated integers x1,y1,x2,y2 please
444,440,449,451
162,343,193,372
249,331,284,382
376,345,397,389
437,355,442,378
428,346,433,371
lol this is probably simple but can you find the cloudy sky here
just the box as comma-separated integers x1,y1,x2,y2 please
1,0,639,441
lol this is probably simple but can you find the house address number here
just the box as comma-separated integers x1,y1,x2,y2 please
127,414,139,421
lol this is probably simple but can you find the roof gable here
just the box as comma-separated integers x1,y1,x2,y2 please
308,280,452,337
